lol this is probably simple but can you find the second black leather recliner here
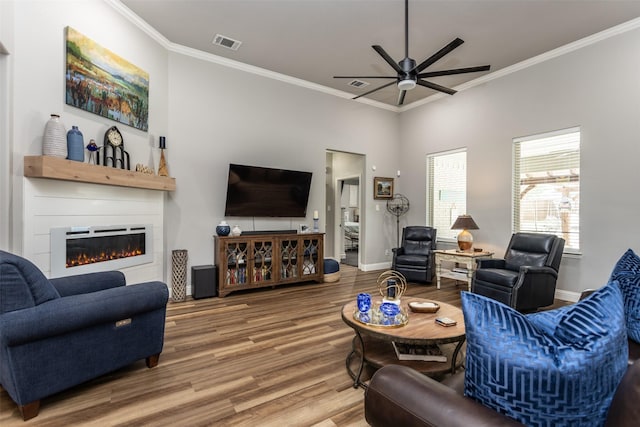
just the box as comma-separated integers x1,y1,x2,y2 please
392,226,437,283
472,232,564,312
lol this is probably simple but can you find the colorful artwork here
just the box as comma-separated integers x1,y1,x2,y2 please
65,27,149,131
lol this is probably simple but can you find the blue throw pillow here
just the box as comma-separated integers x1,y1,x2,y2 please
609,248,640,343
462,283,628,427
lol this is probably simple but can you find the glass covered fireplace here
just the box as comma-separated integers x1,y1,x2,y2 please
50,225,153,277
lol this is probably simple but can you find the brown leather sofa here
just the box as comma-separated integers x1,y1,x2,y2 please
364,340,640,427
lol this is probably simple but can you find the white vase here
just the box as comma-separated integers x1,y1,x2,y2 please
42,114,67,158
231,225,242,236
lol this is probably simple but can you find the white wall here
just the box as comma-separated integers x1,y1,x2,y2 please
399,26,640,296
6,0,169,276
0,0,14,251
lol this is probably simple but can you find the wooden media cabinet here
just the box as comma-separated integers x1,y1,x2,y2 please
214,232,324,297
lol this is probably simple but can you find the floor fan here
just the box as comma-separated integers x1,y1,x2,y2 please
386,194,410,248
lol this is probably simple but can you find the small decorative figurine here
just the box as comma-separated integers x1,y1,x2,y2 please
86,139,99,164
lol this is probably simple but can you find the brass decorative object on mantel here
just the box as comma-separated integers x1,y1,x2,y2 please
158,136,169,177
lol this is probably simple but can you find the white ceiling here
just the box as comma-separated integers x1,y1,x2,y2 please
120,0,640,108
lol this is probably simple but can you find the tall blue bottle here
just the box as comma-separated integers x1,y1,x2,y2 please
66,125,84,162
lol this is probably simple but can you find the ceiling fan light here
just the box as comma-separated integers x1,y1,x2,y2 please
397,79,416,91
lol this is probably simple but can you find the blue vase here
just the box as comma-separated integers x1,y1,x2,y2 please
216,221,231,236
66,126,84,162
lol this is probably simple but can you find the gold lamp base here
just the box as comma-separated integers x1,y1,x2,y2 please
457,229,473,251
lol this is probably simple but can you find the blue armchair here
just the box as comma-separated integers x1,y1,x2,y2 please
0,250,169,420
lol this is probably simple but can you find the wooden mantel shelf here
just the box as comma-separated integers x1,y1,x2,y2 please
24,156,176,191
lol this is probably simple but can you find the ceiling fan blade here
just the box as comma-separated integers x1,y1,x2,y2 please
353,80,397,100
418,65,490,79
417,79,457,95
333,76,397,79
372,45,403,74
414,38,464,73
398,90,407,106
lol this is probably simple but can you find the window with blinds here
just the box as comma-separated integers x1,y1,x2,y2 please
513,127,580,251
426,149,467,240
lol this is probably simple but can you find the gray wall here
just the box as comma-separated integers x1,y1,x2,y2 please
399,26,640,295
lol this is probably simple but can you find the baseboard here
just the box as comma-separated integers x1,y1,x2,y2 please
361,261,392,272
555,289,580,303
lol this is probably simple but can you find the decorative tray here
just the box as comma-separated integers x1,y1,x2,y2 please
352,305,409,328
408,301,440,313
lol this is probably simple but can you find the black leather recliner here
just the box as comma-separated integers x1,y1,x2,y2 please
392,226,437,283
472,232,564,312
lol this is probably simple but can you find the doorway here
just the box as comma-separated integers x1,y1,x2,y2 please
339,178,360,267
325,150,365,269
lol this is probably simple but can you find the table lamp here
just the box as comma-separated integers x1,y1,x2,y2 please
451,215,479,251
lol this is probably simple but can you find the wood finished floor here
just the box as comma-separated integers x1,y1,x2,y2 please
0,267,568,426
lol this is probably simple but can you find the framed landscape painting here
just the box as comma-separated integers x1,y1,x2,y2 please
374,177,394,199
65,27,149,131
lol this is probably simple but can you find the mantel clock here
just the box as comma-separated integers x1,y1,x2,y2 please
98,126,130,170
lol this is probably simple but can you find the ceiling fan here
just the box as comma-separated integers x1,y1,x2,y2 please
334,0,491,106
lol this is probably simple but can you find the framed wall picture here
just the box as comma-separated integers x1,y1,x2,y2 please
65,27,149,131
374,177,394,199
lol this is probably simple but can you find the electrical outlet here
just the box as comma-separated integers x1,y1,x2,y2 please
385,249,390,256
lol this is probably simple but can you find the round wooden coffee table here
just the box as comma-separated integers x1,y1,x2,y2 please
341,296,466,388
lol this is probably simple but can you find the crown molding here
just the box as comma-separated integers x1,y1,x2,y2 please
167,42,399,112
107,0,398,112
109,0,640,114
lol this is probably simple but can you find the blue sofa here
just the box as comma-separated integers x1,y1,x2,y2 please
0,250,169,420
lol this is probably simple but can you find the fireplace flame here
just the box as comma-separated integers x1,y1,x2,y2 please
66,248,144,268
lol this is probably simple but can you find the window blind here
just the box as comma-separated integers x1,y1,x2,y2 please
513,127,580,251
427,149,467,240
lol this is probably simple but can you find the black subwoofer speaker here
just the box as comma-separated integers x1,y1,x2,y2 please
191,265,217,299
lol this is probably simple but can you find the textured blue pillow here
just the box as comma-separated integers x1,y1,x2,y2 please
462,283,628,427
609,248,640,343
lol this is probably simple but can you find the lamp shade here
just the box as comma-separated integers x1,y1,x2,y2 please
451,215,479,230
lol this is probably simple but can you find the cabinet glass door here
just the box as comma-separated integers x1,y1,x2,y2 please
224,241,249,285
280,239,298,280
251,239,274,284
301,237,320,276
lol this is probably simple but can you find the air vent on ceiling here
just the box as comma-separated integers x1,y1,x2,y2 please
212,34,242,51
348,79,370,89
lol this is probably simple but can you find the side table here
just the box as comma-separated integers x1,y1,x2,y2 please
434,249,493,291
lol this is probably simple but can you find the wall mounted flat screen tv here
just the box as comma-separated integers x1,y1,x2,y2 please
224,164,313,217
